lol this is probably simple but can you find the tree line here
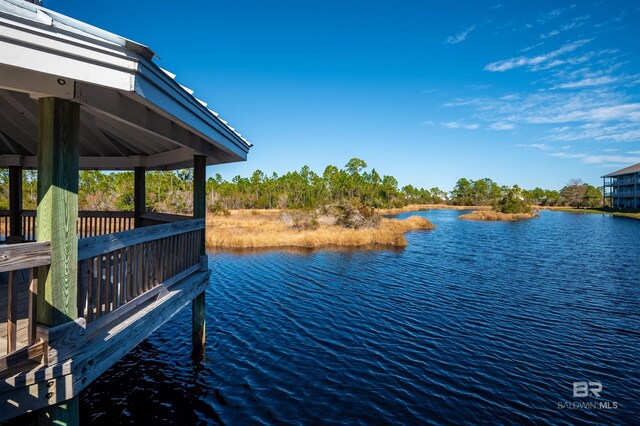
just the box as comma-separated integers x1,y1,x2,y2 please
450,177,602,208
0,159,604,213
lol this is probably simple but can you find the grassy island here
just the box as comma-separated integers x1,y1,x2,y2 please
205,210,435,249
458,186,538,221
458,211,539,221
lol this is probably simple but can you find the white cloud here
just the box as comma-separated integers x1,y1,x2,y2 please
521,42,544,52
540,20,585,39
447,26,476,44
484,39,591,72
540,29,560,39
442,121,479,130
423,120,435,126
551,152,640,164
537,9,564,24
517,143,552,150
551,126,572,132
490,122,516,130
554,76,618,89
601,148,619,152
628,151,640,154
550,152,586,159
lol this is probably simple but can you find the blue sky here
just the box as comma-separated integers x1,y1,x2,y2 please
47,0,640,191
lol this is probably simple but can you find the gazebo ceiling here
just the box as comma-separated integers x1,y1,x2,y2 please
0,0,252,170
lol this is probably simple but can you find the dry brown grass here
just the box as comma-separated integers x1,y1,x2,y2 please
458,211,539,221
206,209,435,249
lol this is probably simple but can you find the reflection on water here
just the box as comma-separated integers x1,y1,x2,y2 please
21,210,640,424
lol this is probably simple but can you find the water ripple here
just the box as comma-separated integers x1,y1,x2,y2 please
61,210,640,425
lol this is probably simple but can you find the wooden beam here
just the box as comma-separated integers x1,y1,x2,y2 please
192,155,206,356
8,166,23,243
0,242,51,272
35,97,80,426
140,211,191,223
74,83,238,162
0,340,47,375
134,167,146,228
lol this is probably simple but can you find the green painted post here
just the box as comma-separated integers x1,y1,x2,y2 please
35,97,80,426
192,155,206,355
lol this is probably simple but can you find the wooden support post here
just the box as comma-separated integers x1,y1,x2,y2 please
134,166,146,229
35,97,80,426
8,165,23,243
192,155,206,356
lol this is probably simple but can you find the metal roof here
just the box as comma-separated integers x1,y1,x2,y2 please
0,0,251,170
601,163,640,178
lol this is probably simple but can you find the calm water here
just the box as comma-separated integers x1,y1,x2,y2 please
19,210,640,424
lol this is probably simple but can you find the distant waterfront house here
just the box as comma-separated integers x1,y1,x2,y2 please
602,163,640,209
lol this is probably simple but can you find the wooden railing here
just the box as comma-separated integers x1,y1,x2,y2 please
20,211,36,242
140,212,192,227
0,242,50,364
0,210,135,241
78,211,135,238
77,219,204,334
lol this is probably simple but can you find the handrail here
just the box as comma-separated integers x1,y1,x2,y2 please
0,210,134,218
0,242,50,272
78,218,204,262
0,211,136,241
140,212,192,224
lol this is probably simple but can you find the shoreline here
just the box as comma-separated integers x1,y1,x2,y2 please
536,206,640,220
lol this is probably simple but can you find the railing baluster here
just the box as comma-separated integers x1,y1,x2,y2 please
128,246,134,300
96,255,102,318
87,257,94,322
118,249,123,303
77,260,87,319
7,270,18,353
28,267,37,346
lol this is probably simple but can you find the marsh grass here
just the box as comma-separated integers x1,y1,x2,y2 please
205,209,435,249
458,211,539,221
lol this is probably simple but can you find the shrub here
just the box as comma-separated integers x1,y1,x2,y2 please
492,187,533,214
280,210,319,230
334,202,381,229
208,201,230,216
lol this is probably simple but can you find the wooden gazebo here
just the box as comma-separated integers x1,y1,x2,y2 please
0,0,251,423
